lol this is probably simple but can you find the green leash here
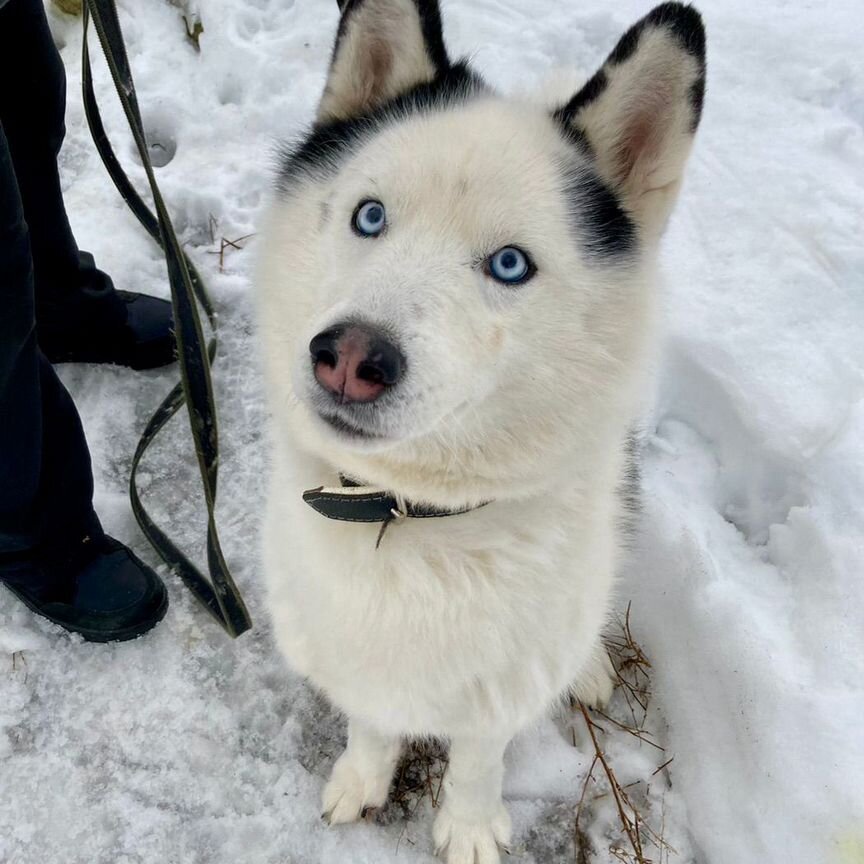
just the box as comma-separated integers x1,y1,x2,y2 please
81,0,252,637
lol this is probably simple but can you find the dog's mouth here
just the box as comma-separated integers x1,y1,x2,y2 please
316,410,385,441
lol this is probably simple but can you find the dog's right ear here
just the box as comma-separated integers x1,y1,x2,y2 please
317,0,449,124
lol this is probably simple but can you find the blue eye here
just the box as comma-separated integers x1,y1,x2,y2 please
487,246,533,285
353,200,386,237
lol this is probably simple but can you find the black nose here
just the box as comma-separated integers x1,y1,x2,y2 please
309,323,404,403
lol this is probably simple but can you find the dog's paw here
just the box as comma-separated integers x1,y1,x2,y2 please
321,750,393,825
572,647,616,710
432,803,511,864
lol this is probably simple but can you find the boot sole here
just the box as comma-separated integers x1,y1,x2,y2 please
41,337,177,371
2,580,169,643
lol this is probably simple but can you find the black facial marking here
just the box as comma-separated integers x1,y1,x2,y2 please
278,63,485,192
557,122,593,158
565,169,637,260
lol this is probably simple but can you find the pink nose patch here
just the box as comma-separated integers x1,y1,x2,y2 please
314,329,386,403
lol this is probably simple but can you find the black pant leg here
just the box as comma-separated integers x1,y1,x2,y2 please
0,0,80,297
0,118,102,587
0,120,42,535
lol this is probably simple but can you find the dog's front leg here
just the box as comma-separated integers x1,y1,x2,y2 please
433,734,512,864
322,719,402,824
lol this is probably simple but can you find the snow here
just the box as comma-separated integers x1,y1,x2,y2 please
1,1,862,863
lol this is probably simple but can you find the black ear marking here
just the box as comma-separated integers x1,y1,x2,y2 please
631,4,706,131
688,73,706,133
413,0,450,71
607,2,706,67
333,0,449,72
552,2,706,238
630,4,706,132
556,3,706,132
320,0,454,123
553,69,607,127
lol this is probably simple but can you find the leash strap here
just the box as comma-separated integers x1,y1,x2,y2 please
82,0,252,637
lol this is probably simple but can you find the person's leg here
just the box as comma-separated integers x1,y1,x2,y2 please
0,0,175,370
0,117,101,582
0,120,168,641
0,0,82,298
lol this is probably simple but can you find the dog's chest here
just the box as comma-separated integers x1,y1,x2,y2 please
264,490,612,735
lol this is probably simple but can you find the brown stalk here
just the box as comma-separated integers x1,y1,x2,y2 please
206,233,256,272
578,703,645,862
592,709,666,752
573,607,678,863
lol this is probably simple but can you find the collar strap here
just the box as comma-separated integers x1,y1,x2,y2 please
302,478,489,546
302,484,485,523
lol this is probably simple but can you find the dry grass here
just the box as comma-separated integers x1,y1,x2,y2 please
204,214,255,273
376,739,448,854
389,739,448,818
604,603,654,729
10,651,28,684
51,0,82,16
183,14,204,52
573,604,676,864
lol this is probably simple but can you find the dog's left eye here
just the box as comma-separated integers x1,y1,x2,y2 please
487,246,534,285
353,200,387,237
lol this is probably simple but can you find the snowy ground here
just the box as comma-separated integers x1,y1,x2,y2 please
1,1,863,862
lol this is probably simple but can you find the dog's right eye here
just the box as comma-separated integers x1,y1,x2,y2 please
353,200,387,237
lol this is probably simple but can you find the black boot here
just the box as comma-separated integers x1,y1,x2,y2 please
1,528,169,643
37,252,176,370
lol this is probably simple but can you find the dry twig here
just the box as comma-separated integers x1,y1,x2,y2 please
391,740,448,853
183,15,204,51
572,607,677,864
206,233,255,272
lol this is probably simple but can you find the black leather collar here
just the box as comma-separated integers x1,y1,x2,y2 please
302,476,489,546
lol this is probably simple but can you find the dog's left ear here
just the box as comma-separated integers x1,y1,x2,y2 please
317,0,449,124
558,3,706,236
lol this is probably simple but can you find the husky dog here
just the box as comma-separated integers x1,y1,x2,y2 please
258,2,705,861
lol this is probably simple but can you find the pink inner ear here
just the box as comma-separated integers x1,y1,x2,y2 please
613,89,675,188
361,38,395,105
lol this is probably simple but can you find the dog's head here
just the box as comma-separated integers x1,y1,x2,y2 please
259,0,705,503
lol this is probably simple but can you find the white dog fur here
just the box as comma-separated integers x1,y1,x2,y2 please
256,2,705,862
